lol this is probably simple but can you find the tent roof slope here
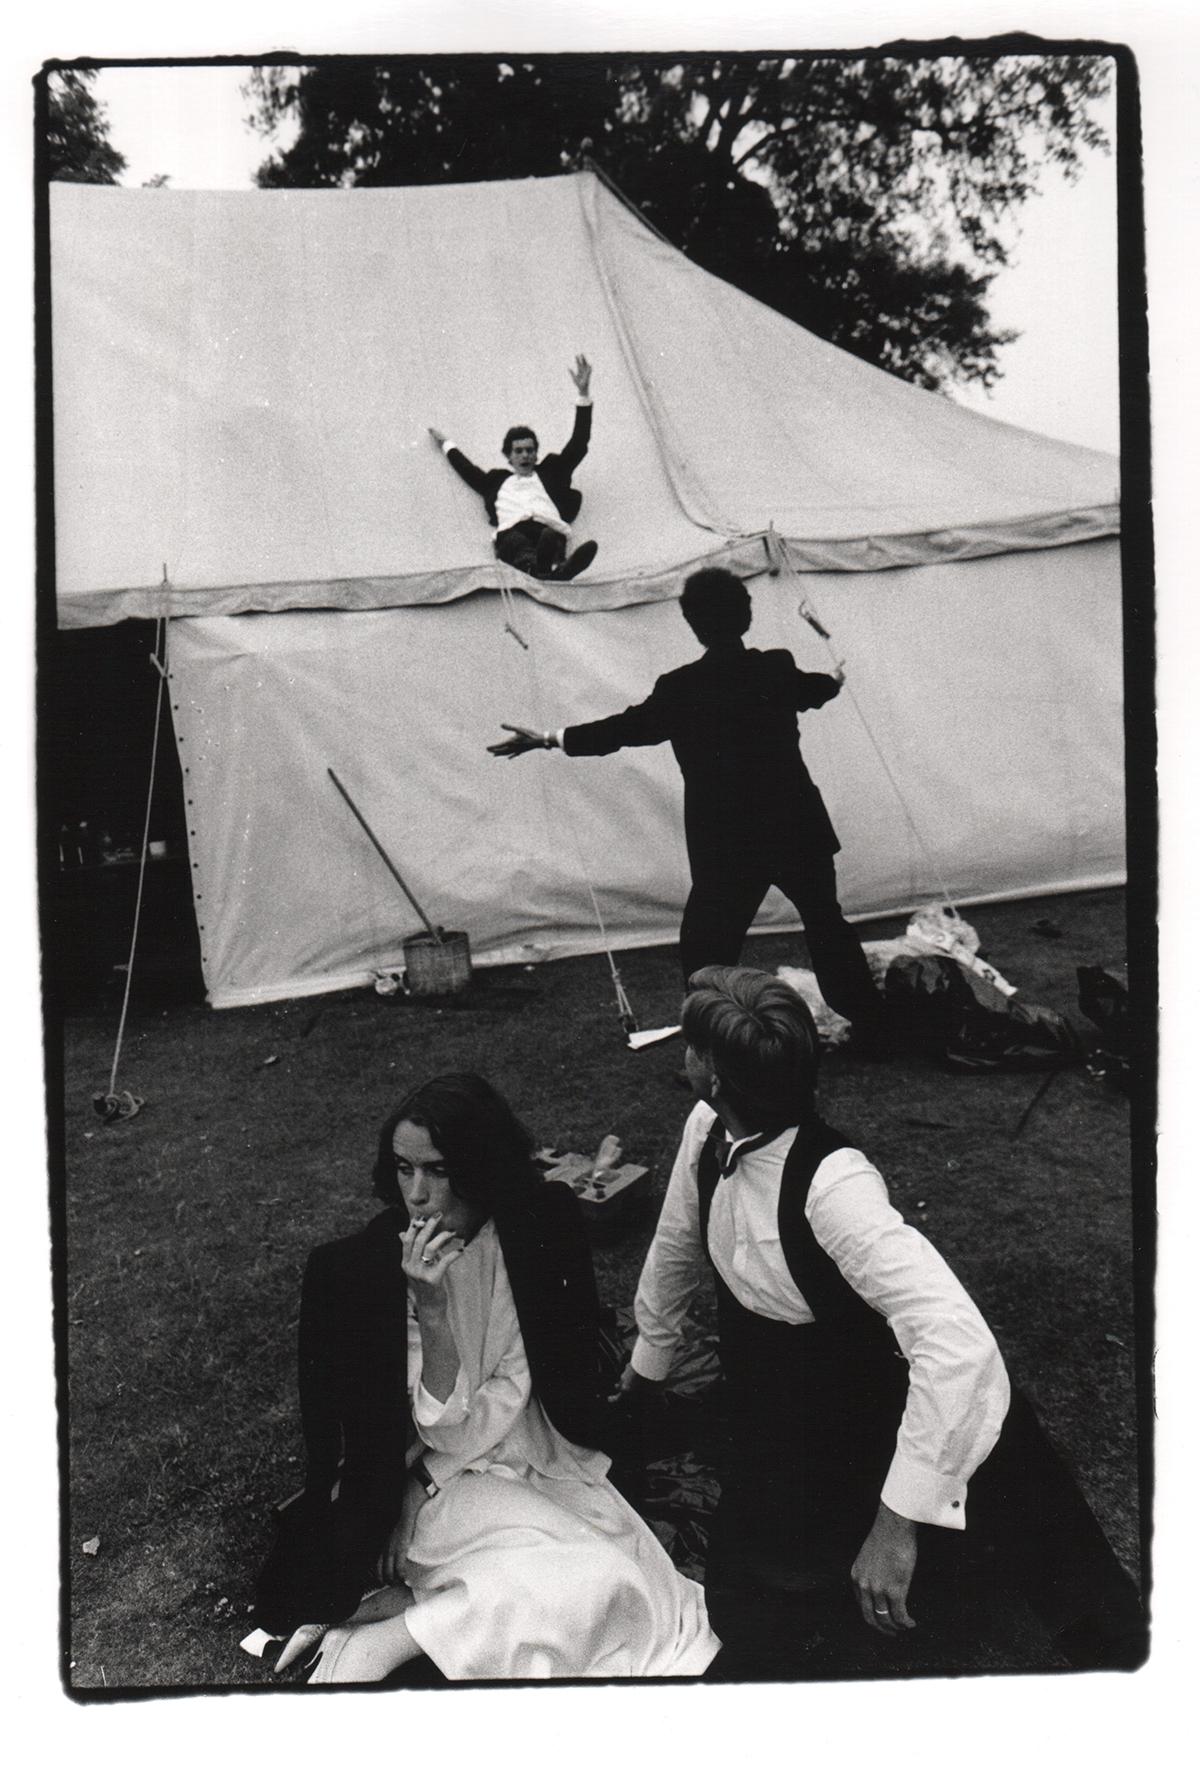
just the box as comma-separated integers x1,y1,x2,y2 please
52,174,1118,628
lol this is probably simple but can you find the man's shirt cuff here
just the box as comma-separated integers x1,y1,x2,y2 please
880,1460,969,1530
441,439,456,455
630,1335,675,1383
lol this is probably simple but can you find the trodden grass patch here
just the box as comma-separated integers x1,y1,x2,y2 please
58,887,1144,1689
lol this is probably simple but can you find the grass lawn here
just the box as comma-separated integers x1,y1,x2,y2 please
58,886,1146,1691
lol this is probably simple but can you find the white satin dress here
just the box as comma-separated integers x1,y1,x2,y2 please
393,1219,719,1679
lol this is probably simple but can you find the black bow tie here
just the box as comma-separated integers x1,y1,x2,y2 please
719,1132,768,1178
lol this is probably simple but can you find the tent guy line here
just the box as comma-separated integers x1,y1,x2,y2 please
94,615,169,1121
763,525,958,914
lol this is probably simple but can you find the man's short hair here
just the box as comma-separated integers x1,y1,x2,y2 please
682,965,820,1126
679,569,752,645
502,425,539,457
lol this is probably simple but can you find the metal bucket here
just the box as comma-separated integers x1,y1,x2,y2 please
402,929,473,997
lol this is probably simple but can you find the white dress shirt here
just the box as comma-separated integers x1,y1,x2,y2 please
630,1101,1010,1529
492,472,571,536
441,397,591,536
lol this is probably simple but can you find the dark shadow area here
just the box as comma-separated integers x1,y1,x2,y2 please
41,622,204,1008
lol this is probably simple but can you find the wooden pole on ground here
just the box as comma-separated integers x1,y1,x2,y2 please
326,767,443,944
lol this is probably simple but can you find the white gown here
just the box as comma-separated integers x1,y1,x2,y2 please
391,1220,719,1679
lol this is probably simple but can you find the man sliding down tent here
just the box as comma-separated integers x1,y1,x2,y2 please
490,567,887,1051
429,354,599,582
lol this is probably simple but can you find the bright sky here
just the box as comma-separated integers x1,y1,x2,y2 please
92,61,1120,455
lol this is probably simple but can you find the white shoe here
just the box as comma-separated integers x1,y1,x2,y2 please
274,1622,329,1674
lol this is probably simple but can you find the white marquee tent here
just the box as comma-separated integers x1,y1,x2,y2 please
51,173,1124,1008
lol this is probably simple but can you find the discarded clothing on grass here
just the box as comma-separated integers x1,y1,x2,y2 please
779,902,1017,1049
883,956,1083,1071
1076,965,1131,1092
601,1306,724,1580
778,902,1081,1071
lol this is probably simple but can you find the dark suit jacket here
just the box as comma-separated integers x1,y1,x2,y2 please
445,404,592,527
562,641,842,875
297,1183,604,1532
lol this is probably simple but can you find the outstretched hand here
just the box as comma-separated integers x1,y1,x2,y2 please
428,426,447,446
850,1503,918,1637
488,723,552,759
569,354,592,397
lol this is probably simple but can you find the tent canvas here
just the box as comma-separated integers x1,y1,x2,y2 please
50,173,1124,1008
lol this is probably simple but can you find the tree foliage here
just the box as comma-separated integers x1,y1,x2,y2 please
45,67,127,185
245,52,1111,391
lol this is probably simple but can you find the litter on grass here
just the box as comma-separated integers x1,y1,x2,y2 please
537,1134,651,1227
779,902,1016,1050
628,1024,681,1050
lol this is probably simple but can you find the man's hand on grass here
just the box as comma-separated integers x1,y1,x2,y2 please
850,1502,918,1637
609,1363,666,1406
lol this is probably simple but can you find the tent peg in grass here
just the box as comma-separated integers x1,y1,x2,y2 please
608,959,680,1051
1010,1066,1063,1139
93,1089,144,1124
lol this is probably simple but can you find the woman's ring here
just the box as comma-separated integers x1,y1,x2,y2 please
873,1606,888,1616
421,1254,434,1264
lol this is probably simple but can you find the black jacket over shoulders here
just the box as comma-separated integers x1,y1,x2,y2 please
445,404,592,527
297,1182,603,1533
562,641,842,873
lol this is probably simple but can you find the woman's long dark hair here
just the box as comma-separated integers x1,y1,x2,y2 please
371,1072,541,1221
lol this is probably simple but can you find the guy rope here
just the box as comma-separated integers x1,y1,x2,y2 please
495,584,664,1044
762,524,960,917
94,609,172,1122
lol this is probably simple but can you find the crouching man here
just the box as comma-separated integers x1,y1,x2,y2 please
616,965,1145,1676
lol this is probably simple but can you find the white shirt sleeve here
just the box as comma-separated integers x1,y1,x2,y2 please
630,1103,713,1381
807,1149,1011,1529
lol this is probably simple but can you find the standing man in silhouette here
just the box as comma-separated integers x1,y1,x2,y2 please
490,566,884,1041
430,355,599,582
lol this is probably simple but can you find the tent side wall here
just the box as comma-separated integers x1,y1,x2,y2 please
168,540,1124,1008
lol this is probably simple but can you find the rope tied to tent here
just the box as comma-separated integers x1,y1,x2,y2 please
504,607,648,1038
563,827,639,1035
498,578,530,649
95,614,171,1122
762,526,960,917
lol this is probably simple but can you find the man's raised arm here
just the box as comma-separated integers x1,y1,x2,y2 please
559,354,594,471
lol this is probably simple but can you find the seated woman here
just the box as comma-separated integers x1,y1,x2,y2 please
252,1072,720,1682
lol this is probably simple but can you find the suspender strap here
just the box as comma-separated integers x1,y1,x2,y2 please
697,1115,888,1334
776,1123,887,1331
696,1121,725,1258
